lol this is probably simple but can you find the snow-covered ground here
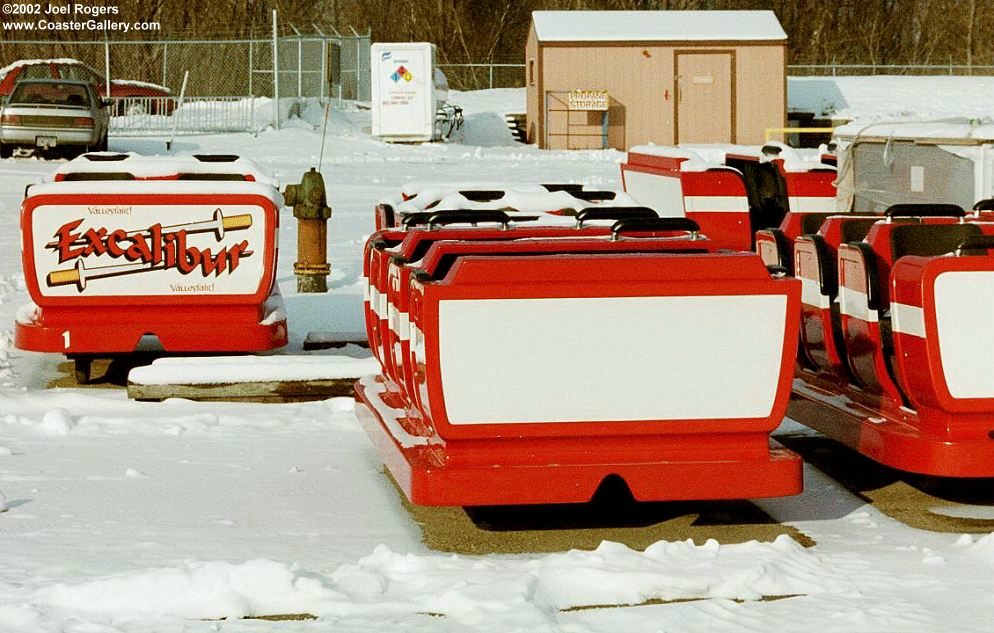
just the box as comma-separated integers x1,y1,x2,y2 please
2,87,994,632
788,75,994,121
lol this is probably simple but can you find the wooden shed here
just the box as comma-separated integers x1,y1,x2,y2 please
525,10,787,150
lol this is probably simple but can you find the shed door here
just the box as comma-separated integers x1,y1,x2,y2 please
675,52,734,144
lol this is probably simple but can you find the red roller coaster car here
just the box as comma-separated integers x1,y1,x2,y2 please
356,192,803,507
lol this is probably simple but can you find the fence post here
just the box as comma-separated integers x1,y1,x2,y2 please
489,65,493,89
248,39,254,96
166,70,189,151
162,41,168,86
272,9,280,130
104,37,111,94
320,37,327,103
297,35,303,98
313,25,331,104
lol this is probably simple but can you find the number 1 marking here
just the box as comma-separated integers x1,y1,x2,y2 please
61,330,70,350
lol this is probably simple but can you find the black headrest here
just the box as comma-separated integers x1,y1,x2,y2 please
542,183,583,193
83,153,129,161
61,172,135,181
799,212,835,235
838,217,882,243
194,154,240,162
459,190,505,202
575,206,657,226
885,203,965,218
177,173,247,181
957,235,994,256
571,190,617,202
891,223,982,260
611,217,701,238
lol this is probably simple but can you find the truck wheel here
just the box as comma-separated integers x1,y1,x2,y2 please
0,144,11,159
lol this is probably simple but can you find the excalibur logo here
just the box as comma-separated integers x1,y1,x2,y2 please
44,208,254,292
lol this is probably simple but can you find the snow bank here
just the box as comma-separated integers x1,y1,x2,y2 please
0,331,13,388
449,89,526,147
0,390,359,437
834,118,994,142
450,88,524,117
14,536,852,626
35,559,343,621
789,75,994,121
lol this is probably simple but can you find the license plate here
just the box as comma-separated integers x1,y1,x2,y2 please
36,136,57,148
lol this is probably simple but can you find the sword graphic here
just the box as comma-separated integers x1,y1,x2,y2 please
46,258,160,292
45,208,253,250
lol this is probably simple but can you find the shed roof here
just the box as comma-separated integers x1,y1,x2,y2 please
532,10,787,42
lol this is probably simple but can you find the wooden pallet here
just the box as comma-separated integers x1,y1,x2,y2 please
126,343,376,403
127,377,358,403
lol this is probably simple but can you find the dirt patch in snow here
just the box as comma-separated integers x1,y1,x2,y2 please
47,358,140,389
393,474,815,554
561,593,802,612
784,399,994,533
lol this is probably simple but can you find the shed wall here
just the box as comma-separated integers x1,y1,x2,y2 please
733,45,785,144
525,25,539,143
529,40,784,149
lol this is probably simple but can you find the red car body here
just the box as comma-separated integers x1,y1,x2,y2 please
0,58,172,113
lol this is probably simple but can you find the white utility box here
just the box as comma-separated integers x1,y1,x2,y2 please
371,42,462,143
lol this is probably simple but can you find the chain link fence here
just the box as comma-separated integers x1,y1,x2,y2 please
0,27,370,136
437,64,525,91
787,64,994,76
434,62,994,91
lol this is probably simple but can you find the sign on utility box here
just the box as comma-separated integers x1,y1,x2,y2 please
371,42,440,143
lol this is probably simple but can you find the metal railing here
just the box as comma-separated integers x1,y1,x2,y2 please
788,64,994,76
109,96,263,136
434,62,994,90
1,32,370,102
1,22,371,134
437,63,525,91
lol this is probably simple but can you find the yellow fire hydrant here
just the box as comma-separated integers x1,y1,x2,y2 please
283,168,332,293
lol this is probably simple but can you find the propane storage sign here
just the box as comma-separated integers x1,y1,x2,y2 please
371,43,435,140
30,203,267,298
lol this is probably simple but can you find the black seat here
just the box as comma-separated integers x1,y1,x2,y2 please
958,235,994,256
807,234,838,298
885,203,965,219
800,212,835,235
726,158,789,235
839,217,882,243
891,223,982,261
